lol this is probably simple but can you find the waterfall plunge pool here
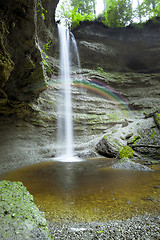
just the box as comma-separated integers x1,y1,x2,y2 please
1,158,160,223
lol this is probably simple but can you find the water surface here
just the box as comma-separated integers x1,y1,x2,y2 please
1,158,160,223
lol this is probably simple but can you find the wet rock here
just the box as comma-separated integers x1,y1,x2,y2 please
0,180,52,240
77,150,98,158
95,136,118,158
111,158,153,171
128,124,160,160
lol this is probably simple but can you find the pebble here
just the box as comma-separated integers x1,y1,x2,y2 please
49,213,160,240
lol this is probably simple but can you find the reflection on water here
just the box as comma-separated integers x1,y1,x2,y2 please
1,158,160,223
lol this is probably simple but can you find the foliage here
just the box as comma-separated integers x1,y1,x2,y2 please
69,7,95,29
56,0,160,29
40,41,54,74
101,0,133,28
97,67,104,73
42,40,52,51
135,0,160,22
70,0,96,15
119,146,133,159
56,0,96,29
37,0,48,21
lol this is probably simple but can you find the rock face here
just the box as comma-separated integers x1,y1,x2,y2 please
95,136,118,158
0,0,59,104
0,180,52,239
73,19,160,73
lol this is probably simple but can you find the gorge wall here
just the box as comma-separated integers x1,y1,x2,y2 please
0,0,58,105
0,1,160,173
73,19,160,73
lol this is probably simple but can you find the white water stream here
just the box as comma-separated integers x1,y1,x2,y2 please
56,25,82,162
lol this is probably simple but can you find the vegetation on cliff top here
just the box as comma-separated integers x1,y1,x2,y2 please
56,0,160,29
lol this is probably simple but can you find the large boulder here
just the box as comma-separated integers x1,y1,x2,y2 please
0,180,52,239
95,135,118,158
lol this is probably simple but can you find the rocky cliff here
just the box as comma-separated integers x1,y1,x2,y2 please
0,0,58,107
73,19,160,73
0,1,160,173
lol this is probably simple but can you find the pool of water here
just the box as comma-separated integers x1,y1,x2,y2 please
1,158,160,223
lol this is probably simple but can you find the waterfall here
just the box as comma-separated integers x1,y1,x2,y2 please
70,32,81,73
56,25,82,162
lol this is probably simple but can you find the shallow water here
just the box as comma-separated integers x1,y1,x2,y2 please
1,158,160,223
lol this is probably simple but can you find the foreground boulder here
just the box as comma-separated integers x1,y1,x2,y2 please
0,181,52,239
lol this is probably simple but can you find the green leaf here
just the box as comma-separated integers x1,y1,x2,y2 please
42,13,45,20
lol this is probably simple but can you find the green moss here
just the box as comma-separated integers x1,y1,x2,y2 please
130,135,141,145
156,113,160,124
107,112,119,121
151,129,156,139
0,180,52,239
119,146,133,159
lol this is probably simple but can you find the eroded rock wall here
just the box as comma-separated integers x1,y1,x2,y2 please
0,0,59,107
73,19,160,73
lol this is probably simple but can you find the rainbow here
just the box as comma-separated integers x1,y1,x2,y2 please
22,76,132,113
72,78,132,112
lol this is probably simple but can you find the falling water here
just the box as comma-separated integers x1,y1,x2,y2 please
70,32,81,72
56,25,82,162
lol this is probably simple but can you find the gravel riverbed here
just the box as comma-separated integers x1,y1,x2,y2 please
49,213,160,240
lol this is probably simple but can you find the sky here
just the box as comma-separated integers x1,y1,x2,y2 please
96,0,104,15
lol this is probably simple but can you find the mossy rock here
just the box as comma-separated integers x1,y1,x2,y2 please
154,113,160,129
119,146,133,159
0,180,52,239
